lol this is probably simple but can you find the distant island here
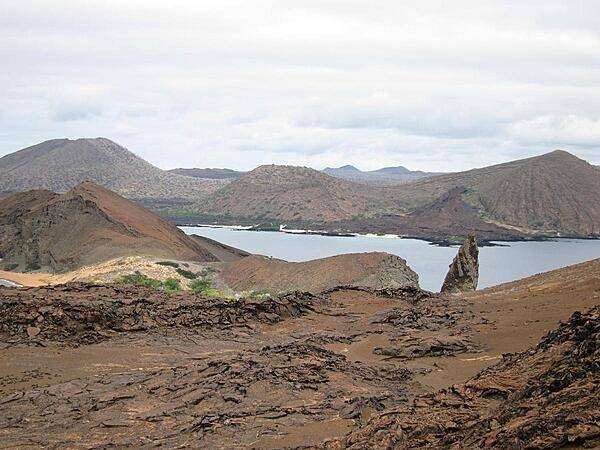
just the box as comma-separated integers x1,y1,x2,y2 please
1,138,599,244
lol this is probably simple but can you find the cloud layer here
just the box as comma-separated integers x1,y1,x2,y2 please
1,0,599,171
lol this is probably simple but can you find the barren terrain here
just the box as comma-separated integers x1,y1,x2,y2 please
0,259,597,448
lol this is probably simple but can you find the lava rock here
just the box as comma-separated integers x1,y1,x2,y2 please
441,233,479,293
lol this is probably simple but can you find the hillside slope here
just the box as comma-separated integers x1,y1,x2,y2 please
0,138,226,203
199,164,398,222
0,181,221,270
195,150,599,239
390,150,600,235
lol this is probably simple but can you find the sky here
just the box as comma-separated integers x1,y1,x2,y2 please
1,0,599,172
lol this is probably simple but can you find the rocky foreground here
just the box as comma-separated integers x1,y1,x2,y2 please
325,306,600,449
0,259,598,448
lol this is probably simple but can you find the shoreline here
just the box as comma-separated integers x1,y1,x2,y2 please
0,278,22,288
177,223,596,247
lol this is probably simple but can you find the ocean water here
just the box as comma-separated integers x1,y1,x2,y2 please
181,226,600,292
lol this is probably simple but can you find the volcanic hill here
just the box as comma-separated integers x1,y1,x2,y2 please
389,149,600,236
199,164,398,223
198,150,600,240
0,138,226,204
0,181,223,271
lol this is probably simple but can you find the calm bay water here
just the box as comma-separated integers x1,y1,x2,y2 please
181,226,600,292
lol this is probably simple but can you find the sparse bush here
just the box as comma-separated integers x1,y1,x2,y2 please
200,287,225,297
164,277,181,293
176,268,197,280
248,290,271,299
189,277,212,294
156,261,179,268
117,271,162,289
117,271,181,294
25,262,41,272
198,266,217,277
3,263,18,272
189,277,227,298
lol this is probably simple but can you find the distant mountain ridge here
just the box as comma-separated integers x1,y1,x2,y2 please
168,167,246,179
0,138,227,203
197,150,600,240
323,164,439,184
388,150,600,236
1,138,598,241
168,164,438,184
199,164,395,222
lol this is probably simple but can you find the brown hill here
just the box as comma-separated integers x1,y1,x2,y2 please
220,252,419,294
0,138,226,204
199,164,397,222
389,150,600,236
194,150,599,240
332,186,522,242
0,181,222,271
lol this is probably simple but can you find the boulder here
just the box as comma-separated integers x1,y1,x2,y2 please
441,234,479,293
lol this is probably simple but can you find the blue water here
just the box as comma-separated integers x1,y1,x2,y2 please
181,226,600,292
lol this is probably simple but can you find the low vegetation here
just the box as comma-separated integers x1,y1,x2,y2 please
189,276,226,298
117,271,181,293
3,263,19,272
163,277,182,293
199,266,217,277
24,262,41,272
156,261,180,268
176,268,198,279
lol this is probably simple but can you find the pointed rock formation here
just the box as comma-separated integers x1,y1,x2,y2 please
441,234,479,293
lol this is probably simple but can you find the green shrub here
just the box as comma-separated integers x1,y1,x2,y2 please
189,277,212,294
25,262,41,272
156,261,179,268
3,263,18,272
117,271,162,289
248,290,271,299
200,287,226,298
164,277,181,293
198,266,217,277
176,268,197,280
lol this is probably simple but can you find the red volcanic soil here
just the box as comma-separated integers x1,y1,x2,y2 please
0,259,597,448
0,182,229,270
220,252,419,294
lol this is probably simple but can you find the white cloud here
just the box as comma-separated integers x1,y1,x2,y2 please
0,0,599,171
509,115,600,147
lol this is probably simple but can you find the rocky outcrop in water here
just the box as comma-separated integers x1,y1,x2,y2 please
441,234,479,293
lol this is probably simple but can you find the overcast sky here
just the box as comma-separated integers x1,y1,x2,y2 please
1,1,599,171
